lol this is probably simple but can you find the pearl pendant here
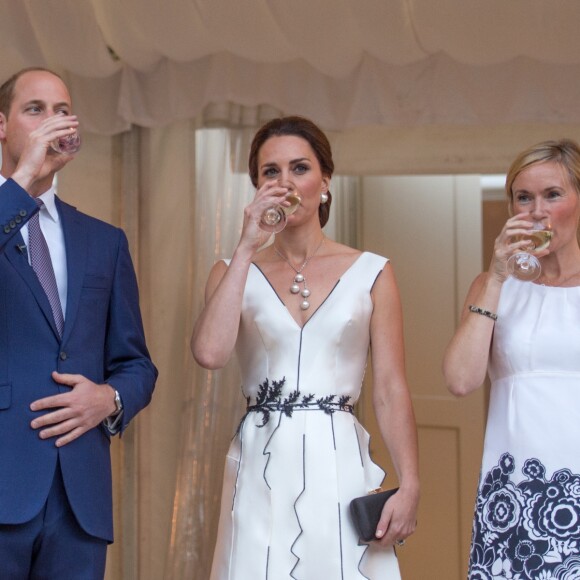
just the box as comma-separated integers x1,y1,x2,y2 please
274,237,325,316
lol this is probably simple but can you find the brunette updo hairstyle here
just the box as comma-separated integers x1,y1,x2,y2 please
248,116,335,228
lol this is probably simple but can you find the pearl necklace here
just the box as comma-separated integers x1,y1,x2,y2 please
273,237,325,310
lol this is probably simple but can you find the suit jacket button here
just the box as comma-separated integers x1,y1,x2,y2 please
59,352,67,361
3,226,10,234
15,216,22,224
9,221,16,228
19,210,27,217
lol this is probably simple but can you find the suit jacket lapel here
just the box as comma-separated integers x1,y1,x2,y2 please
4,230,61,339
57,198,87,344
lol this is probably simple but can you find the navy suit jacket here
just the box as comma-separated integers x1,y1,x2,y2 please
0,178,157,542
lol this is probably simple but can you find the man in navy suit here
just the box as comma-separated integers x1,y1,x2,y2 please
0,67,157,578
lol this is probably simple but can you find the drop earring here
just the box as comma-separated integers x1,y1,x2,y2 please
320,192,329,204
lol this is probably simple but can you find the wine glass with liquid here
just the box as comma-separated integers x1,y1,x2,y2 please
260,190,302,233
506,220,553,281
51,129,81,155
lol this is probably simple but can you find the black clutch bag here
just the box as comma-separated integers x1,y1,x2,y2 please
350,487,399,542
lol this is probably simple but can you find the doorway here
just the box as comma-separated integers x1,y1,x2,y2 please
355,174,503,579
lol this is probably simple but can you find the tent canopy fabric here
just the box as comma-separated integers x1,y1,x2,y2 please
1,0,579,135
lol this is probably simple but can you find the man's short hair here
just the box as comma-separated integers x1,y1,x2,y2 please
0,67,64,117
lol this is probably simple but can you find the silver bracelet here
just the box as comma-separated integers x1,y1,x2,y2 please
468,304,498,321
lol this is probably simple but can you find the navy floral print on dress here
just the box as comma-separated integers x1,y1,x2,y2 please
469,453,580,579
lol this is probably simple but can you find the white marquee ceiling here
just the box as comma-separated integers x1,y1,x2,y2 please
1,0,580,136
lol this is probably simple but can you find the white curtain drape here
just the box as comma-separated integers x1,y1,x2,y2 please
163,127,252,580
162,127,360,579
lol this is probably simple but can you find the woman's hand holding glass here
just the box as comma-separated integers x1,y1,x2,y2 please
257,179,302,234
501,214,552,282
239,181,291,252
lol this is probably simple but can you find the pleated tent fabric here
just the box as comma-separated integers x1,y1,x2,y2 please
1,0,580,134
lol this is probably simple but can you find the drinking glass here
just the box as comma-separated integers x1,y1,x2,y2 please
506,220,552,281
260,190,302,233
51,129,81,155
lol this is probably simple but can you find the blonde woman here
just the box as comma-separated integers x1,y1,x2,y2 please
444,139,580,579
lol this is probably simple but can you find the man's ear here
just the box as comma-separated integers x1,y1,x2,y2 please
0,112,7,141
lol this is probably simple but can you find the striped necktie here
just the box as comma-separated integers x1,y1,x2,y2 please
28,199,64,336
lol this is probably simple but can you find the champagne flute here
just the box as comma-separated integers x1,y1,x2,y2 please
260,189,302,233
506,219,553,281
51,128,81,155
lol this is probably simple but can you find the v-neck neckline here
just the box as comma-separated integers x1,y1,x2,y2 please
251,252,366,330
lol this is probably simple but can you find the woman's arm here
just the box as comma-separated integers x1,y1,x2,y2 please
190,182,282,369
369,264,420,546
441,273,502,396
190,245,255,370
442,212,541,396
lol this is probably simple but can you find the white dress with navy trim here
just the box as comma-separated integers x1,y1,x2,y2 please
468,277,580,579
210,252,401,580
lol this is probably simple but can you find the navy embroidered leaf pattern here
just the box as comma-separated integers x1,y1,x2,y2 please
316,395,337,415
338,395,352,409
241,378,353,428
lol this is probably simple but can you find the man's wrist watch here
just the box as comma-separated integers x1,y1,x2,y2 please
112,389,123,416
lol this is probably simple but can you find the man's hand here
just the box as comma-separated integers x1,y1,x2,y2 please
11,115,78,193
30,371,117,447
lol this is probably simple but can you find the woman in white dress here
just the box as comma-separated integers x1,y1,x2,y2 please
191,116,419,579
443,139,580,579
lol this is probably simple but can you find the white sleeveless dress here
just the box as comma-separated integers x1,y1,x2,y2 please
468,278,580,579
210,252,401,580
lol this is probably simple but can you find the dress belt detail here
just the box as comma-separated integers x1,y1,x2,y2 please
241,377,354,429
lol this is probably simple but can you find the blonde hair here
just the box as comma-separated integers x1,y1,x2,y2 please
505,139,580,240
505,139,580,205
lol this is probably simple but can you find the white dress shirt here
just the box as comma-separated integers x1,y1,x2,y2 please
0,175,68,316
